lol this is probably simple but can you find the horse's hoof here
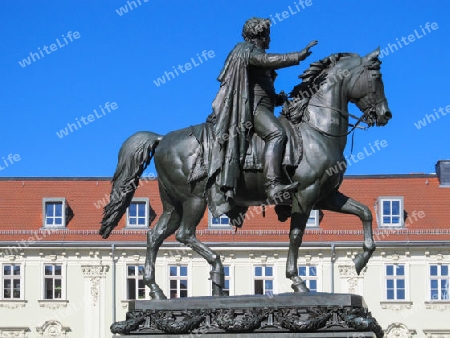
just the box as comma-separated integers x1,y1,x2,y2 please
291,277,310,292
212,288,226,297
149,285,167,300
212,282,226,297
150,290,167,300
353,253,366,275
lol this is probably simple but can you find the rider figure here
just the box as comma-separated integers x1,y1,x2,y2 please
207,17,318,201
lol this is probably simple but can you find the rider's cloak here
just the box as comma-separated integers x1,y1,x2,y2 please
206,41,255,198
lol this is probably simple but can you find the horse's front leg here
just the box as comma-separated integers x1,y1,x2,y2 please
317,191,376,274
286,194,311,293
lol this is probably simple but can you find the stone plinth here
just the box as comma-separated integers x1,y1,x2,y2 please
111,293,383,337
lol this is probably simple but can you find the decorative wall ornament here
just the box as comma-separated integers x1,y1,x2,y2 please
380,302,413,311
36,320,70,338
0,327,29,338
423,330,450,338
81,264,109,307
0,301,27,309
338,265,365,295
424,302,450,311
347,278,359,294
37,300,68,309
385,323,416,338
338,265,366,277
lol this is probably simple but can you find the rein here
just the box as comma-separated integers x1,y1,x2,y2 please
303,62,383,138
305,104,368,138
304,108,365,154
307,103,366,137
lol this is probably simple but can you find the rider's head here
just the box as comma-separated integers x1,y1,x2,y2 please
242,17,271,49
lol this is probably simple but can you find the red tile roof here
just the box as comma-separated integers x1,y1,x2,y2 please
0,175,449,245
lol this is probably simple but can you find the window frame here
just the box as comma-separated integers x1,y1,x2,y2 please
2,263,24,300
42,263,65,300
298,265,318,292
126,265,150,300
168,265,189,299
428,263,450,301
384,263,407,301
126,198,150,228
208,211,232,229
306,210,320,228
42,198,67,229
209,264,233,296
253,265,274,296
222,265,231,296
376,196,404,228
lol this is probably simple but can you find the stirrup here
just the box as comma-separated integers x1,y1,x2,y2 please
266,182,299,200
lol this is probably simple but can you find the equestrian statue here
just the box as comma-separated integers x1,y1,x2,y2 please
99,17,392,300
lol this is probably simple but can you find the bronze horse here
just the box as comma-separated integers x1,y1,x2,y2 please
99,48,392,300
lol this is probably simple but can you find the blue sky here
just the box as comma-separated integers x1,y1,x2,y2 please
1,1,449,177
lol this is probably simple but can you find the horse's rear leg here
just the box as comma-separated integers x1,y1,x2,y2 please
175,197,225,297
318,191,375,274
143,197,181,300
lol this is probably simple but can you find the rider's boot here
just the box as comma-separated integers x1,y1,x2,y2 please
264,140,299,201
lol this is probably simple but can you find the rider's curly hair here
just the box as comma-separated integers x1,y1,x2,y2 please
242,17,271,41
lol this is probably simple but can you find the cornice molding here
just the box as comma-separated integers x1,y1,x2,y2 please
38,300,69,309
0,300,27,309
380,301,413,311
424,301,450,311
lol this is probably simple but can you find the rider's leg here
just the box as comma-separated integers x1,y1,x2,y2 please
253,98,298,199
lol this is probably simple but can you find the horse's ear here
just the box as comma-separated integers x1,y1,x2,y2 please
364,47,380,61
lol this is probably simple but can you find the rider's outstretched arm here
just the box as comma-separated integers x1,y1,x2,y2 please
249,50,303,69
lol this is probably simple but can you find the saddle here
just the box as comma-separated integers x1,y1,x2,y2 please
187,114,303,182
243,114,303,171
186,114,303,218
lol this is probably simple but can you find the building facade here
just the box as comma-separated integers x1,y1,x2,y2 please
0,160,449,337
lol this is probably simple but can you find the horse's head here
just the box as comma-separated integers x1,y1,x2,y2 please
288,49,391,130
349,48,392,127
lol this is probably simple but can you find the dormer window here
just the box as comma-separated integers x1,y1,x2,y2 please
376,197,403,227
126,198,150,228
42,198,72,228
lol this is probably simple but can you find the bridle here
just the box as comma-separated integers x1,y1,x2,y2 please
350,63,387,127
305,61,385,138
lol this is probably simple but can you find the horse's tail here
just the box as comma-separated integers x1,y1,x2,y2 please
99,131,163,239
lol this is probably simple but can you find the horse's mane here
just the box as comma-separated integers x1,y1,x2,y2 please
282,52,376,123
289,52,359,99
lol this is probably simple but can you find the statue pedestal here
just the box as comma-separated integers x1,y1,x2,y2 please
117,333,377,337
111,293,382,337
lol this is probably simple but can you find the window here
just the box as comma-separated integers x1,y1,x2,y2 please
306,210,320,227
430,264,449,301
254,266,273,296
299,266,318,292
385,264,406,300
44,264,62,299
42,198,72,228
210,265,231,296
126,198,149,227
46,202,63,226
210,213,230,228
169,265,188,298
127,265,146,300
2,264,22,299
223,266,230,296
377,197,403,227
